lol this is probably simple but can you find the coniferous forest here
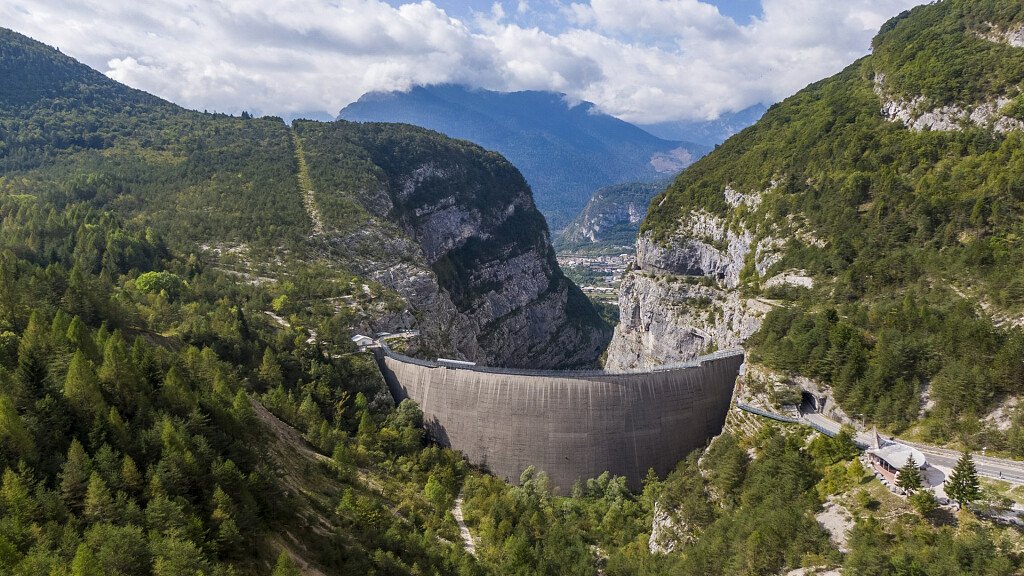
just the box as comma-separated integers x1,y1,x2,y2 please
4,1,1024,574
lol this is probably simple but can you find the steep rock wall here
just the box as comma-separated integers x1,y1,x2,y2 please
297,121,611,368
605,209,778,370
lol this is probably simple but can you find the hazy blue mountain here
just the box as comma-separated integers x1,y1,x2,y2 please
338,84,709,230
639,104,768,146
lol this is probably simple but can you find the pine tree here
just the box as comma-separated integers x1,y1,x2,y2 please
83,471,115,523
64,350,106,419
231,390,256,432
120,455,143,496
271,552,301,576
896,454,923,494
161,366,197,414
66,316,98,360
106,407,130,448
60,439,92,512
49,310,72,351
71,543,103,576
0,468,38,523
946,451,981,507
0,393,35,464
217,517,244,557
258,348,284,388
15,310,49,400
98,332,144,416
357,410,375,439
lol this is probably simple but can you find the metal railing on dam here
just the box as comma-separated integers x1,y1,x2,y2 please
374,345,744,492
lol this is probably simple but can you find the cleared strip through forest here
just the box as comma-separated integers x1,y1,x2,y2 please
291,130,326,236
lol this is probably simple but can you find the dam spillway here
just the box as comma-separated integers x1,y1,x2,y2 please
375,346,744,491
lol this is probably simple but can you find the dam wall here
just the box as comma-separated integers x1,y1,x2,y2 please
375,347,743,491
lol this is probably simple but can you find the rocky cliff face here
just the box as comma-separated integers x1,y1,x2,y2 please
296,121,611,368
874,73,1024,133
605,189,815,371
606,227,769,370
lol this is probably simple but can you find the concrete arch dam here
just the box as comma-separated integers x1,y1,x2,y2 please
375,347,744,491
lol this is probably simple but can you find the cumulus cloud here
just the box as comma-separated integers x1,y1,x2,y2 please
0,0,926,122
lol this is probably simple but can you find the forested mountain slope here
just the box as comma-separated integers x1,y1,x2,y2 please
0,194,491,574
556,180,670,253
338,85,709,230
0,28,609,369
608,0,1024,447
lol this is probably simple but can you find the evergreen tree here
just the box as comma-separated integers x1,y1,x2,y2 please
106,407,130,448
120,455,143,496
152,538,210,576
271,552,301,576
946,452,981,507
0,393,35,464
910,490,938,518
64,350,106,419
15,310,49,400
258,348,284,388
98,332,145,416
357,410,375,440
160,366,196,414
83,471,115,523
0,468,37,523
66,316,98,360
896,455,923,494
60,439,92,512
216,517,244,558
70,543,103,576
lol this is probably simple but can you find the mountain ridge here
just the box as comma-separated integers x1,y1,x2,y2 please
338,83,710,230
638,104,768,146
607,0,1024,447
0,27,609,369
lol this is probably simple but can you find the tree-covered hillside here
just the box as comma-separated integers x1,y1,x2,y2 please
0,194,491,574
0,27,608,369
640,0,1024,444
557,181,669,253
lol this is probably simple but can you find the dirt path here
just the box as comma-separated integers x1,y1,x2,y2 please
452,495,477,556
292,131,326,236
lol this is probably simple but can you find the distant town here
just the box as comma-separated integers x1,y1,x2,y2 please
556,252,632,302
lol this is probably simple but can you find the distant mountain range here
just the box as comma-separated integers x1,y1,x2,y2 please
338,84,711,230
638,104,768,146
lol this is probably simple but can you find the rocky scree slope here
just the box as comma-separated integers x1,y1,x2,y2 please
0,28,609,369
606,0,1024,439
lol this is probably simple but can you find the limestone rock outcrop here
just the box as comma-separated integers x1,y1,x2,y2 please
605,193,790,371
297,121,611,368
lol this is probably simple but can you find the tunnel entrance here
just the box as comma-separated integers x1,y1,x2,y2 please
800,391,825,415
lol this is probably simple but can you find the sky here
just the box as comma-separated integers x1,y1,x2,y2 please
1,0,928,123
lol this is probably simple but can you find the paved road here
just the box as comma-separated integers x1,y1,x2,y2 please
801,412,1024,485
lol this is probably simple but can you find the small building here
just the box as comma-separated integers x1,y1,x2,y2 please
351,334,374,348
866,430,927,485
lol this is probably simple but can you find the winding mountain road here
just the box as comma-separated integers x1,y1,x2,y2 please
801,412,1024,484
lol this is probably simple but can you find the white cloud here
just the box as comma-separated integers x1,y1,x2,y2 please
0,0,927,122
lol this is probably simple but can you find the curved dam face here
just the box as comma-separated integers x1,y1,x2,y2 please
375,348,743,491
